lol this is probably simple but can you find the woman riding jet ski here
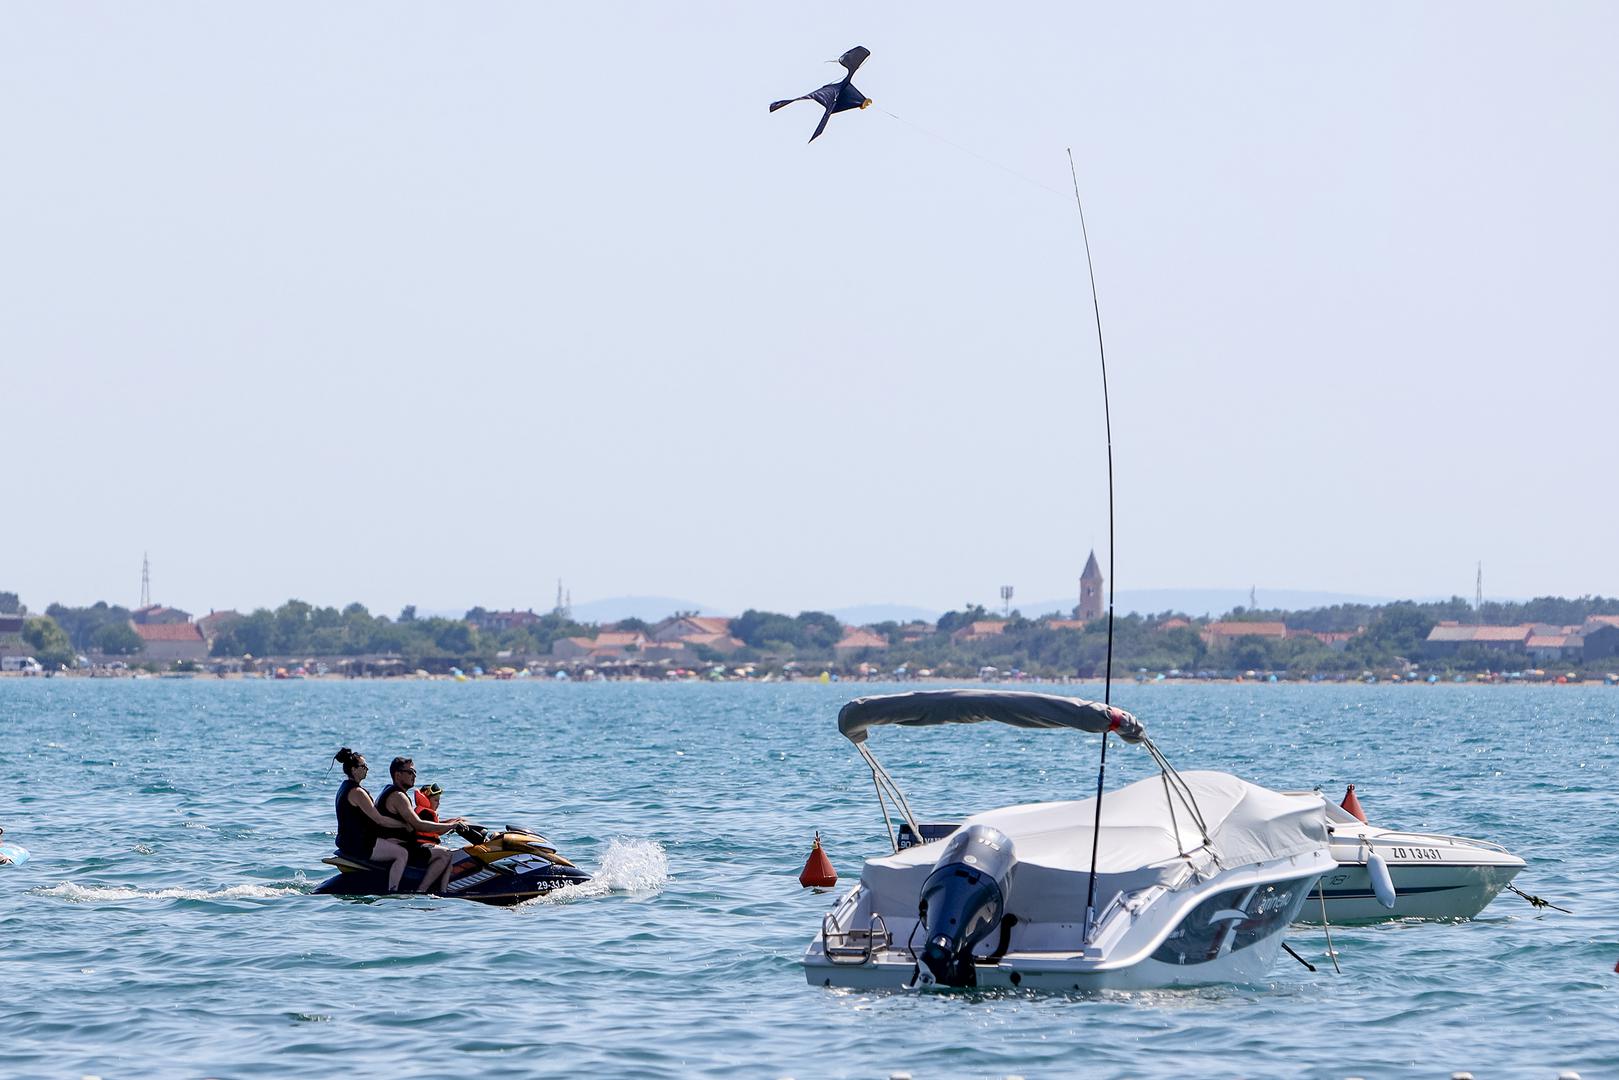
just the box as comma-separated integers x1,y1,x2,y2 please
318,748,589,904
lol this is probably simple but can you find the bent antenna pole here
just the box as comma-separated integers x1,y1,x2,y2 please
1069,148,1116,945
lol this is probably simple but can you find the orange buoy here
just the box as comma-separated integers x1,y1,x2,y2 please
799,831,837,888
1341,783,1368,824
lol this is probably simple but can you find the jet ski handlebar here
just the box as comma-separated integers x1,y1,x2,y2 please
454,822,493,845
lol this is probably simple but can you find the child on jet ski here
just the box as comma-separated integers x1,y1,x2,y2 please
412,783,444,845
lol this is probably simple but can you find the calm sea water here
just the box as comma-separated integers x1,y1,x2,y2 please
0,679,1613,1079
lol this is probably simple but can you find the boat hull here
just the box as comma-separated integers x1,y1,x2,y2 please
807,856,1333,992
805,937,1292,992
1301,858,1522,923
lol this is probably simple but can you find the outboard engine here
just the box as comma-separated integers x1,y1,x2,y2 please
915,825,1017,987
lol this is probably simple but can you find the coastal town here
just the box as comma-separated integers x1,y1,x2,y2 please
4,552,1617,683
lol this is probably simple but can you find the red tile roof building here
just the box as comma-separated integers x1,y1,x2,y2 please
682,632,744,655
550,636,598,660
1200,621,1288,647
834,627,889,661
477,609,541,632
131,620,208,662
1424,624,1533,656
197,610,241,643
951,620,1008,644
650,616,734,643
132,605,192,625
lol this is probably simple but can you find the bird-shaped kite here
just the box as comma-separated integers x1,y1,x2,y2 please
769,46,872,143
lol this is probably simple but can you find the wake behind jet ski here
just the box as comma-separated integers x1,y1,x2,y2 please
316,822,589,904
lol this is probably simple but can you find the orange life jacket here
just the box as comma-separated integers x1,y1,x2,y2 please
413,788,440,845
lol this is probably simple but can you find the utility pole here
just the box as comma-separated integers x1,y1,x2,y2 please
1000,585,1014,618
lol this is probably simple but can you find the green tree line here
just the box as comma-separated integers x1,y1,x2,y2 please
8,590,1618,676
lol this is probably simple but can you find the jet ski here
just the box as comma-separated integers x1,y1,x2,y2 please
315,824,589,904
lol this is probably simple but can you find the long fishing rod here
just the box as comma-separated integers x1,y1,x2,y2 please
1069,148,1116,946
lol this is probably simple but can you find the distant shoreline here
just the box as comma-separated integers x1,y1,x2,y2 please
2,671,1613,687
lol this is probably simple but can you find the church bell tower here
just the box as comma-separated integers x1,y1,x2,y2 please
1077,549,1103,621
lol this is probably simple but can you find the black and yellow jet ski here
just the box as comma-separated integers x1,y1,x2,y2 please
315,824,589,904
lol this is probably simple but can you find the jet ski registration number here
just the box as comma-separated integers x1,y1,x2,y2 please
1389,846,1442,861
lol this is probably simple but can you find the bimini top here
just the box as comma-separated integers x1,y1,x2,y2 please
837,689,1144,746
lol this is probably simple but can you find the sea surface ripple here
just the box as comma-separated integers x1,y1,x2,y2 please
0,679,1613,1078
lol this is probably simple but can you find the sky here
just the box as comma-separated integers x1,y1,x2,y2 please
3,3,1616,620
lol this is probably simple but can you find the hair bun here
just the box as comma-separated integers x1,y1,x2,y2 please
334,747,355,765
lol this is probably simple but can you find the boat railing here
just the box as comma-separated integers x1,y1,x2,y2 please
1375,829,1514,855
821,912,892,965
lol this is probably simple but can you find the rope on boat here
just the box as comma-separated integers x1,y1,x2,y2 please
1315,880,1343,975
1506,883,1571,914
1281,942,1317,972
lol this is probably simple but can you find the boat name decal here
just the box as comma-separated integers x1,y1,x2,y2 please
1388,846,1442,861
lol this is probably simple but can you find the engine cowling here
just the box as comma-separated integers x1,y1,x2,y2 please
916,824,1017,987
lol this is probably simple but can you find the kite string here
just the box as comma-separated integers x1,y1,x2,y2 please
875,108,1068,199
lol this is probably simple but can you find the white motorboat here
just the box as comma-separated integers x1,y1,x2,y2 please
1291,786,1526,924
804,690,1338,991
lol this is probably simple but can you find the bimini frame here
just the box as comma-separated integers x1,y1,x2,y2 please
839,690,1215,898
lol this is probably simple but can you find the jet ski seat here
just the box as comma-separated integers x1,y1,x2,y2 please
323,852,376,871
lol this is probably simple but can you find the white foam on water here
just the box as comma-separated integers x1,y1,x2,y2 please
524,838,668,905
33,881,305,903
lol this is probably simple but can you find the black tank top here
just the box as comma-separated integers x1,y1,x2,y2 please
335,779,409,856
373,784,415,842
334,778,373,856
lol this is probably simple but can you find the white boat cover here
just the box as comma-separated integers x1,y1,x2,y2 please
859,771,1329,923
838,689,1145,745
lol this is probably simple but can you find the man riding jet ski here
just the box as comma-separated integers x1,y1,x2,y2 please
318,748,588,904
